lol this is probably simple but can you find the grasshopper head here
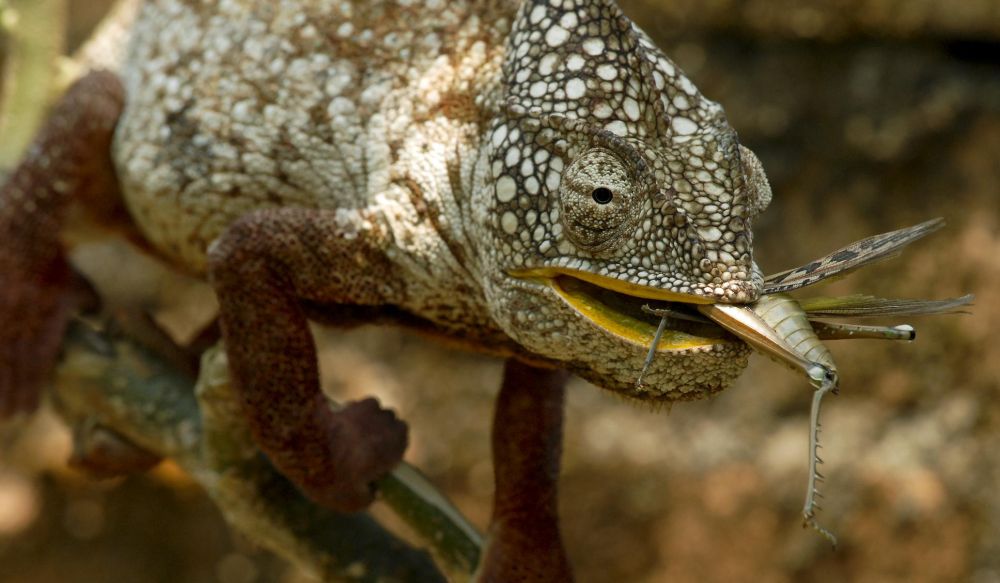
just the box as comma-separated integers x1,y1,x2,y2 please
473,0,772,400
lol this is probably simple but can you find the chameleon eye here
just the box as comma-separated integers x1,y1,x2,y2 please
558,147,640,252
591,187,614,205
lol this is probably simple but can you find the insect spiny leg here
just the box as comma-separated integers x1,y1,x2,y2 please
802,374,839,549
635,310,669,389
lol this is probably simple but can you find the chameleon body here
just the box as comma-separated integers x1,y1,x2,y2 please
75,0,770,397
1,0,773,547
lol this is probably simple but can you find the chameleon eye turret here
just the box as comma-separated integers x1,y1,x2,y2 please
559,145,643,252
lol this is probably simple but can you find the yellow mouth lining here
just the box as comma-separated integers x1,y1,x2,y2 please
511,267,726,352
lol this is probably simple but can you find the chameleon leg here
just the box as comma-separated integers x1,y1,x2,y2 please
0,71,127,418
207,208,409,513
477,358,574,582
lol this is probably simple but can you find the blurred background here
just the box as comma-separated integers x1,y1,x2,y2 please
1,0,998,581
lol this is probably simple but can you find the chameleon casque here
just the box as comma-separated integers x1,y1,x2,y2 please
1,0,804,575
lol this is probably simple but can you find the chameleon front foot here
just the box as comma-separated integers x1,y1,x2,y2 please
298,398,409,513
207,208,412,514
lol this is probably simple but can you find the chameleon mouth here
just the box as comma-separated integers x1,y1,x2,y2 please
512,268,731,351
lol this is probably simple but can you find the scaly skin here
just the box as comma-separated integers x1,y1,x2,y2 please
100,0,768,400
1,0,773,565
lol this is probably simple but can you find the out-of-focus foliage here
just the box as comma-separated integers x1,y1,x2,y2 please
0,0,65,168
1,1,998,582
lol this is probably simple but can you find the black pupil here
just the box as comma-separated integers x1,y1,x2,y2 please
592,187,614,204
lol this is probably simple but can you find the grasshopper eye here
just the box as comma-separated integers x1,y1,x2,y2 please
591,187,614,205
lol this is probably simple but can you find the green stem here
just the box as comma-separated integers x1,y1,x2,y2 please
0,0,66,169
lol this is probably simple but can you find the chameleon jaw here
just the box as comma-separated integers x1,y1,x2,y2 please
511,267,732,352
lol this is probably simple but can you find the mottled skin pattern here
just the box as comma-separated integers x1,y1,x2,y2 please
104,0,767,397
0,0,775,578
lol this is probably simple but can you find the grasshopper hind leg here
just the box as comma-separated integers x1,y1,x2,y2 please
802,372,839,548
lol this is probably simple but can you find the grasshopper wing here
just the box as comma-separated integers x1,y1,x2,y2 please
763,218,944,294
799,294,974,319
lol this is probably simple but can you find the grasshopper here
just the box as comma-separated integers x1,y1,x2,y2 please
639,218,973,547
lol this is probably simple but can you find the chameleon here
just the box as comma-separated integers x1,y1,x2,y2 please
2,0,775,573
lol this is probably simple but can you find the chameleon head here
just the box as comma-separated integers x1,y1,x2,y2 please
472,0,773,400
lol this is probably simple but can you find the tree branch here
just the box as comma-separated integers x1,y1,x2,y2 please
52,316,483,582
